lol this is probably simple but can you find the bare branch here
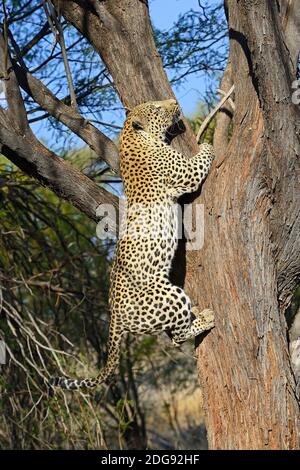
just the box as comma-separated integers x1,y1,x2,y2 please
13,61,120,172
19,22,50,57
1,0,9,79
216,88,235,111
28,112,50,123
213,59,234,159
0,109,119,229
8,28,27,69
196,85,234,143
30,36,82,73
88,119,122,130
7,2,41,26
0,31,29,134
44,0,78,110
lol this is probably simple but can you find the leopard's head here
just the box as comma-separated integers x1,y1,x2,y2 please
125,99,182,141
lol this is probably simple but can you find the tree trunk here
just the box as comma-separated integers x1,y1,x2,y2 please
188,0,300,449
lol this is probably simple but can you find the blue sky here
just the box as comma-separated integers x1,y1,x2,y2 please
150,0,208,116
149,0,199,30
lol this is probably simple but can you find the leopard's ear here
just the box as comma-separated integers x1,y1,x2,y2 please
132,120,144,131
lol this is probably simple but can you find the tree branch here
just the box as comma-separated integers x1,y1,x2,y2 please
0,31,29,134
53,0,199,159
13,60,120,172
213,59,234,159
196,84,234,143
44,0,79,110
0,32,119,228
30,36,83,74
0,109,119,229
19,22,51,57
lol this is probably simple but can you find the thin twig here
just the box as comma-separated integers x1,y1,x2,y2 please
88,119,122,130
44,0,78,110
217,87,235,111
20,22,50,57
1,0,9,79
196,84,235,143
30,37,82,74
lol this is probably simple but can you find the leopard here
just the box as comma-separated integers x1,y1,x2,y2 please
51,99,215,390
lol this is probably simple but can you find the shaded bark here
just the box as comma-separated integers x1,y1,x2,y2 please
0,33,28,134
280,0,300,69
189,0,300,449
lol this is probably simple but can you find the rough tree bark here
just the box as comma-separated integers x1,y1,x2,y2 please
191,0,300,449
1,0,299,449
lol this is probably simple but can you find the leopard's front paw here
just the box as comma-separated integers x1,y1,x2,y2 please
192,307,215,331
199,143,215,161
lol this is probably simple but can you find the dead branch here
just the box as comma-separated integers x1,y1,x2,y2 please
0,109,119,228
0,31,29,133
196,84,234,143
13,61,119,172
213,59,234,158
44,0,79,110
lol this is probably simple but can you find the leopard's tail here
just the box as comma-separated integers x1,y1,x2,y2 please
50,318,122,390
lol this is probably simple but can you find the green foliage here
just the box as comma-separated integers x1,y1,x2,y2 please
0,156,112,448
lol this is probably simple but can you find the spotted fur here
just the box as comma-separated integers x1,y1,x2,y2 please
51,99,215,390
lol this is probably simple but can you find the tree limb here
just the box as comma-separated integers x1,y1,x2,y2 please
13,60,120,172
19,22,51,57
196,84,234,143
44,0,79,110
213,59,234,159
0,31,28,134
0,109,119,229
216,88,235,111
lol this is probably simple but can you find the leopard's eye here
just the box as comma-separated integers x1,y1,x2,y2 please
151,104,161,111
